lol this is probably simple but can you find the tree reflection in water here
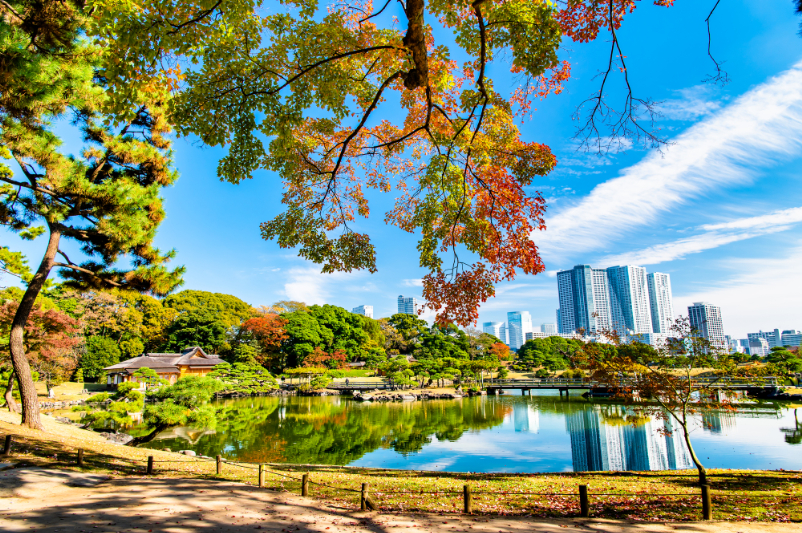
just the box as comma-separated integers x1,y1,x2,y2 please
135,395,789,471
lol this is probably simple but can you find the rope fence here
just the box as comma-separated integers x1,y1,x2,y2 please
4,433,797,521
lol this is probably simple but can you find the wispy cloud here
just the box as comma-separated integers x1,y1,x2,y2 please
535,60,802,262
401,278,423,287
601,206,802,266
283,267,367,305
657,85,723,121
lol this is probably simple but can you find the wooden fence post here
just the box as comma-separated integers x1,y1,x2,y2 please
578,485,589,518
463,484,472,514
302,473,309,496
701,485,712,520
258,464,265,487
77,449,84,467
147,456,154,475
361,483,368,511
2,435,11,455
216,455,222,475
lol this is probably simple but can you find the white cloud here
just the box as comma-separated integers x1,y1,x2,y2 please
600,206,802,266
282,267,367,305
535,60,802,261
700,206,802,231
674,245,802,337
401,278,424,287
657,85,723,121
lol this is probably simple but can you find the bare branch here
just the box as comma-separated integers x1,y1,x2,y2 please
703,0,729,85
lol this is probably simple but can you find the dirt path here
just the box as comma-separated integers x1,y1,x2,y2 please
1,468,799,533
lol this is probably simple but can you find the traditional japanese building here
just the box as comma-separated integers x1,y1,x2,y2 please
103,346,225,386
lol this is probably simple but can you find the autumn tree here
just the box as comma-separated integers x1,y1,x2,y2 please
0,0,183,429
570,318,768,485
241,314,289,367
0,300,80,410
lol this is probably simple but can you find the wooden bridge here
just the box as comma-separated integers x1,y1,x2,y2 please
320,377,781,398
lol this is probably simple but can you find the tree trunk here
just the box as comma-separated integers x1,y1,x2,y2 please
401,0,428,90
678,414,707,485
4,372,20,414
128,423,168,446
8,225,62,430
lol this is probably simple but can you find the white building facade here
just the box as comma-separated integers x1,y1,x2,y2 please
607,265,653,335
352,305,374,318
483,321,506,344
688,302,726,350
507,311,533,350
647,272,674,334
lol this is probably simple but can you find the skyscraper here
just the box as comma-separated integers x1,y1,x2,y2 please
483,321,505,343
607,265,653,335
506,311,532,350
397,295,419,315
688,302,725,350
541,323,557,335
647,272,674,334
557,265,611,335
352,305,373,318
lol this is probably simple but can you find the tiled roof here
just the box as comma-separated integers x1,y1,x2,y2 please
104,346,225,373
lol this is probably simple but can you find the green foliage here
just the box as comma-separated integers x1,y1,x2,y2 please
86,392,111,403
208,362,278,394
164,308,228,354
309,375,332,390
131,367,168,388
73,368,84,383
163,290,253,329
81,336,121,382
119,338,145,360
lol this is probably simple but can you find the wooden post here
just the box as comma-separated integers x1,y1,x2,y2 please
361,483,368,511
701,484,712,520
258,464,265,488
2,435,11,455
463,484,472,514
216,455,222,475
578,485,589,518
77,449,84,467
302,473,309,496
147,456,154,475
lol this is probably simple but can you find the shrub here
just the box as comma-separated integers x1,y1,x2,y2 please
310,375,332,390
86,392,111,403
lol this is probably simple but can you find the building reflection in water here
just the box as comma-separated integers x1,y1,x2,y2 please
566,406,693,472
512,403,539,433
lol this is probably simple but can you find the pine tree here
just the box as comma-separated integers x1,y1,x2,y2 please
0,0,184,429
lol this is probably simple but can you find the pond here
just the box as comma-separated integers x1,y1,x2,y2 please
136,392,802,473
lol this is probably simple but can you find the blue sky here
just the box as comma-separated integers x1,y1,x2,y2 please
3,1,802,338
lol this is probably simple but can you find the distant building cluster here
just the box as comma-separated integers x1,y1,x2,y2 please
397,295,420,315
482,313,564,350
728,328,802,356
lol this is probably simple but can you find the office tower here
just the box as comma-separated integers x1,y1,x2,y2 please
483,321,505,342
506,311,532,350
557,265,612,335
747,337,770,357
782,330,802,347
647,272,674,334
397,295,419,315
352,305,373,318
541,323,557,335
688,302,725,350
607,265,653,335
556,309,562,333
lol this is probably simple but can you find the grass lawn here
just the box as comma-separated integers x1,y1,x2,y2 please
0,411,799,523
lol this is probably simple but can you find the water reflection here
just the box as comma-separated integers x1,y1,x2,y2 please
135,395,799,473
566,406,692,471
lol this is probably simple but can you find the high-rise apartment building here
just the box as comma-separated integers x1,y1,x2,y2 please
647,272,674,334
483,321,505,343
557,265,611,335
352,305,373,318
541,323,557,335
557,264,676,342
506,311,532,350
607,265,653,335
782,330,802,347
397,295,419,315
688,302,725,350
